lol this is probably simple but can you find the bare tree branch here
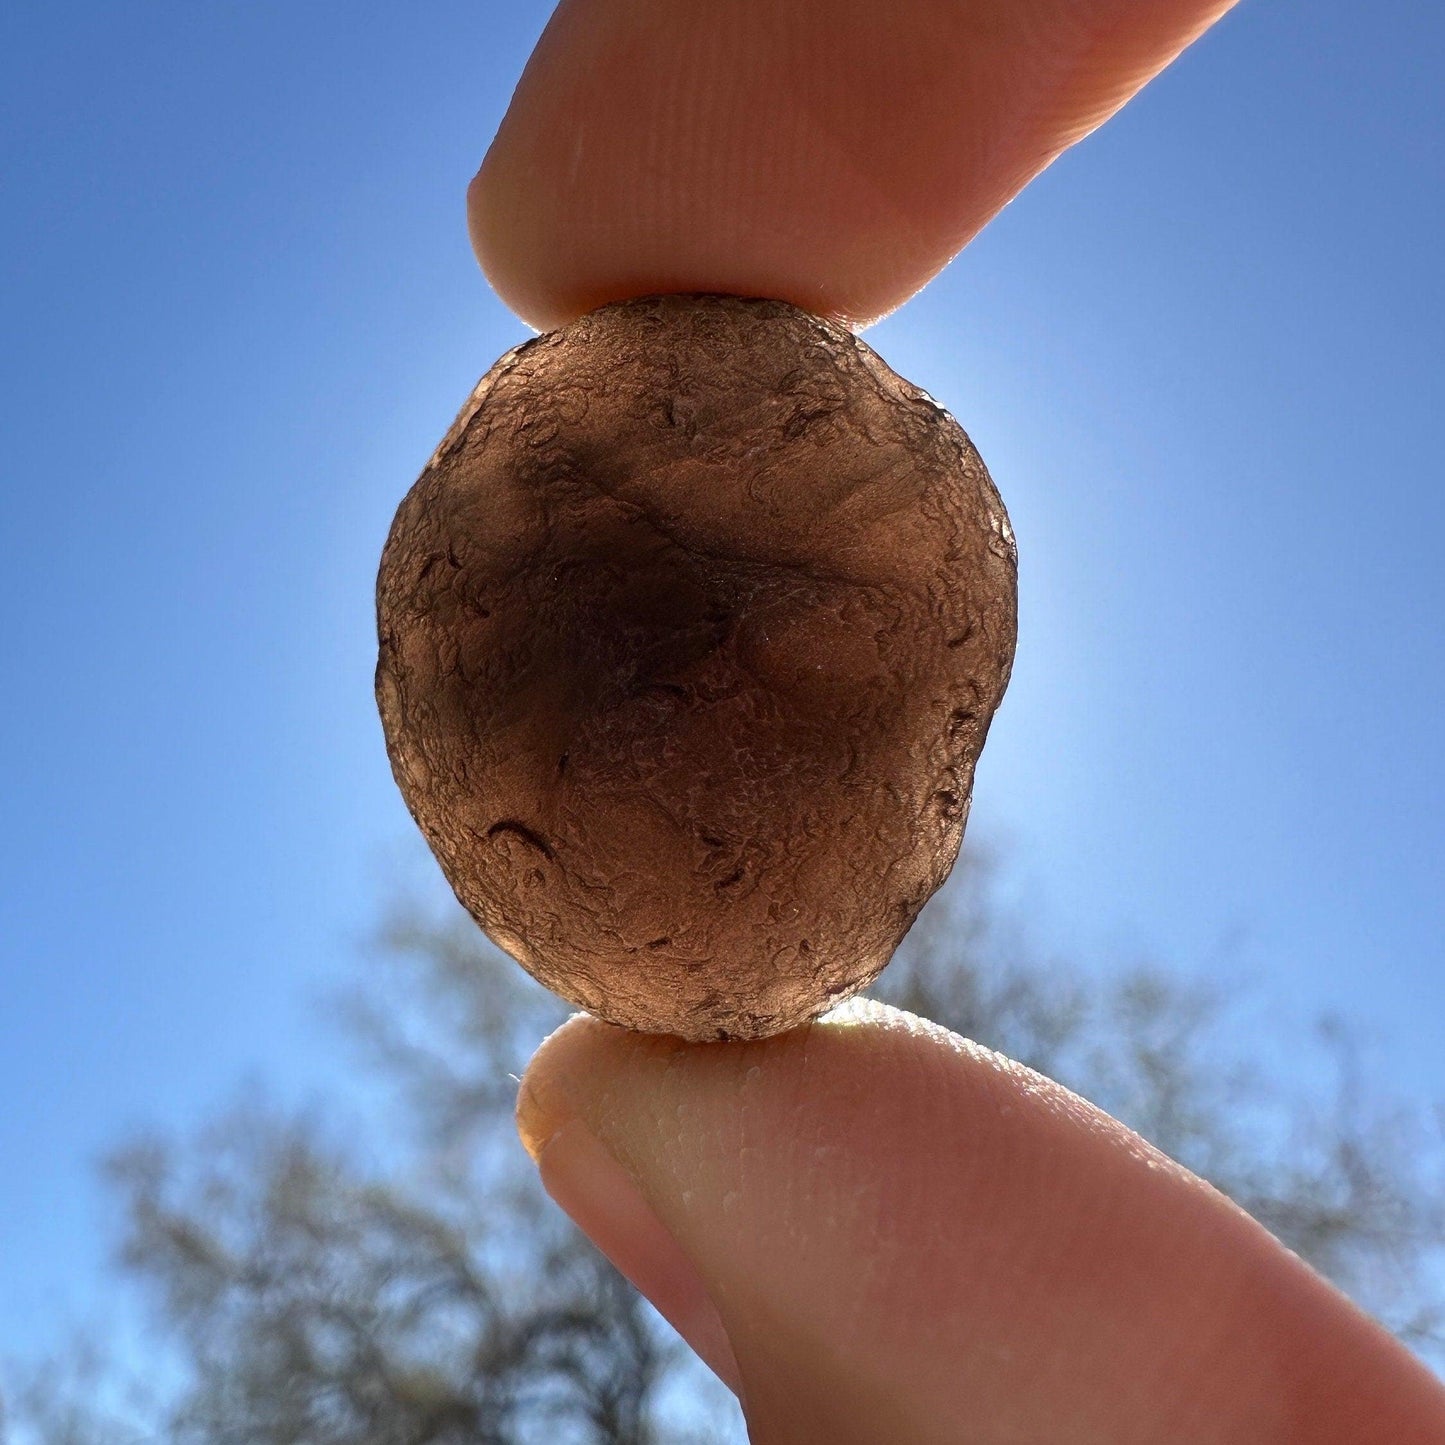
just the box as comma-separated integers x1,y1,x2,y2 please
5,849,1441,1443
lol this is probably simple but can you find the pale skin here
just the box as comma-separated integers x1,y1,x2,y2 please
468,2,1445,1439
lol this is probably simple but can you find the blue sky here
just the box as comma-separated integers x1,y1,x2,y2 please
2,0,1442,1363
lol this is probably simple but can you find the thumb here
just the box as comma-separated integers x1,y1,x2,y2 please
516,1000,1445,1444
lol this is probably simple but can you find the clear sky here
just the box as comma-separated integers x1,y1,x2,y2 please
2,0,1442,1364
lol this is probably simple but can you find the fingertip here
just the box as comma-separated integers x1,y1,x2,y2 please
514,1000,1445,1442
514,1008,701,1160
469,0,1244,331
513,1010,614,1159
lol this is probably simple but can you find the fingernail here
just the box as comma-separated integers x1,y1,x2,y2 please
534,1119,743,1397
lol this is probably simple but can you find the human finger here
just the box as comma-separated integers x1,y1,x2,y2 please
517,999,1445,1443
470,0,1239,331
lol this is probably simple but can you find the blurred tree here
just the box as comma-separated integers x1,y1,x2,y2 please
4,849,1442,1442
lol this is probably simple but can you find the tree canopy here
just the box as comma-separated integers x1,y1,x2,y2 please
5,851,1442,1443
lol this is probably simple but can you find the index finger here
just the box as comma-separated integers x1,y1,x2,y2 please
469,0,1240,332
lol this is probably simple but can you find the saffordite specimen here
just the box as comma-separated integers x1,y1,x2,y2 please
376,293,1016,1041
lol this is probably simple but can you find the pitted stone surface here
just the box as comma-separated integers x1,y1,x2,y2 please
376,293,1017,1040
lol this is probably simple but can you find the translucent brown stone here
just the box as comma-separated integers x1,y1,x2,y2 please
375,293,1017,1041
